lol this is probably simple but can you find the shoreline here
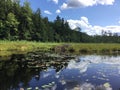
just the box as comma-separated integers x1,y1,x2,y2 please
0,41,120,57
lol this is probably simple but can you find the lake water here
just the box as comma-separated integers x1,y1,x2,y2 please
0,53,120,90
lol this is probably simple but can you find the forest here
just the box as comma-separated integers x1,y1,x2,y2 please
0,0,120,43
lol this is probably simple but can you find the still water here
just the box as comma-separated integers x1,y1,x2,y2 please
0,53,120,90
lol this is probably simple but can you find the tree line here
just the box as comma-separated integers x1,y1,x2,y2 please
0,0,120,43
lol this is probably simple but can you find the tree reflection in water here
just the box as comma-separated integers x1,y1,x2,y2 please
0,52,69,90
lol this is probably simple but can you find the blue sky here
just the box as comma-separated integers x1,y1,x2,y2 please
20,0,120,35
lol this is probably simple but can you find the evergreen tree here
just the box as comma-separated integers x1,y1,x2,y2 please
18,1,33,40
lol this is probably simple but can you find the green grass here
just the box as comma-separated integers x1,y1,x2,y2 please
0,41,60,56
69,43,120,54
0,40,120,57
0,40,59,51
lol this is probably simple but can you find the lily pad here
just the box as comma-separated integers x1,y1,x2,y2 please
103,82,110,88
27,87,32,90
51,81,55,84
35,87,39,90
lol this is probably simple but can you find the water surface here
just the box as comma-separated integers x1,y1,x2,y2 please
0,53,120,90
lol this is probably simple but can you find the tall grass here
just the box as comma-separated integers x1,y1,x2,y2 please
0,40,120,56
0,40,59,51
0,41,60,56
69,43,120,54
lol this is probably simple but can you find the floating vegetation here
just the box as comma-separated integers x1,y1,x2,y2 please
60,79,66,85
41,81,55,89
35,87,39,90
103,82,111,88
27,87,32,90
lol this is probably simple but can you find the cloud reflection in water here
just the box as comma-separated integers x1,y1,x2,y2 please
63,81,112,90
67,55,120,73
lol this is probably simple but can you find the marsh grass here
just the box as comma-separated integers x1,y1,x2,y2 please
0,40,59,51
0,41,60,56
69,43,120,54
0,40,120,56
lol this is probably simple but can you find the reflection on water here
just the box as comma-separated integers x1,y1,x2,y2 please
68,55,120,73
0,53,120,90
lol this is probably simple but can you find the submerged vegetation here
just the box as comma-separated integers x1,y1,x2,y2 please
0,41,120,57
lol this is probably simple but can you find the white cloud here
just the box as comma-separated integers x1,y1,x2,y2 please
61,0,115,9
56,9,61,14
51,0,58,4
61,3,68,10
44,10,52,15
118,21,120,24
67,16,120,35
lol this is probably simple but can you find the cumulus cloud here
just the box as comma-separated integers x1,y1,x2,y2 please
61,3,68,10
51,0,58,4
56,9,61,14
61,0,115,9
67,16,120,35
44,10,52,15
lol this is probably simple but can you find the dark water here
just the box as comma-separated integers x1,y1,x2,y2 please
0,53,120,90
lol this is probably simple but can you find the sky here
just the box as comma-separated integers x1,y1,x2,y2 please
20,0,120,35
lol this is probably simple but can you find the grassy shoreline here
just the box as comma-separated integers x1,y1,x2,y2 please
0,41,120,57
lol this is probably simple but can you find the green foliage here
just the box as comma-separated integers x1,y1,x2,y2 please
0,0,119,43
5,13,19,40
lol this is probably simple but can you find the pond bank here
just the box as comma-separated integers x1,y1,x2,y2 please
0,41,120,57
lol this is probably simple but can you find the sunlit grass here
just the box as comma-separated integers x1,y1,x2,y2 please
0,40,59,51
0,40,120,56
69,43,120,54
0,40,60,56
